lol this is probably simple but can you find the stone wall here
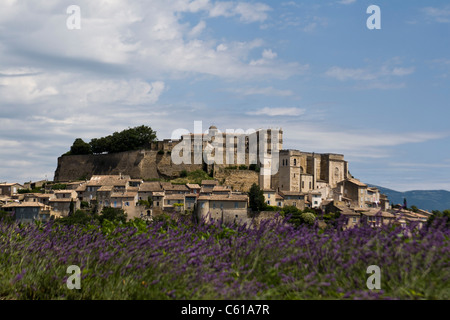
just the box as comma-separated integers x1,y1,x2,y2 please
213,167,259,192
53,150,203,182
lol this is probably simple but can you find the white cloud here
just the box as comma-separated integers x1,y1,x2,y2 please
338,0,356,5
227,86,294,97
325,61,415,88
423,6,450,23
246,107,305,116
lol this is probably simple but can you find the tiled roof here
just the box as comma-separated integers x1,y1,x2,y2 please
186,184,201,189
166,184,189,191
97,186,114,192
87,175,130,187
346,178,367,187
139,182,163,192
212,186,230,192
201,180,219,186
3,201,46,208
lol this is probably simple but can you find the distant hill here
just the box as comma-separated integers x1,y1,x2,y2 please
369,185,450,212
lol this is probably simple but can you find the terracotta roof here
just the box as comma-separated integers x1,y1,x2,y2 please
275,194,284,200
76,185,87,192
201,180,219,186
98,185,114,192
139,182,163,192
212,186,231,192
186,184,201,189
54,190,74,194
152,192,165,197
362,209,395,218
87,175,130,187
3,201,46,208
0,183,24,187
346,178,367,187
166,184,189,192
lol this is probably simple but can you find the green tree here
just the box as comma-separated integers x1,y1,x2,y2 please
69,138,92,155
427,209,450,228
99,207,127,224
248,183,266,212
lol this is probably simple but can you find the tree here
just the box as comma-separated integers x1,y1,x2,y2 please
248,183,266,212
90,125,157,154
427,209,450,228
69,138,92,155
99,207,127,224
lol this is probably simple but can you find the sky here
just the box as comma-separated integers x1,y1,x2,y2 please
0,0,449,192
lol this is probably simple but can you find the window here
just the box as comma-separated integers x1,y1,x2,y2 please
314,201,318,205
234,202,238,209
278,202,282,207
200,202,205,209
125,202,129,207
294,159,297,166
352,217,357,223
168,200,171,205
267,201,270,205
309,182,312,189
220,203,223,209
268,193,271,198
302,181,304,189
293,202,296,207
213,203,216,209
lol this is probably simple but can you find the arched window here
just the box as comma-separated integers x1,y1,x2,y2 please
294,159,297,166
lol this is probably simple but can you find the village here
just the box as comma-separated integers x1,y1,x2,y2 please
0,125,432,229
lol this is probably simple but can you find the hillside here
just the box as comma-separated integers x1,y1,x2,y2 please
370,185,450,212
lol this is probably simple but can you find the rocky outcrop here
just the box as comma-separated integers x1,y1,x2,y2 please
53,150,203,182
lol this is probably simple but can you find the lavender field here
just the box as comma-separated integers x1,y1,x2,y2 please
0,215,449,300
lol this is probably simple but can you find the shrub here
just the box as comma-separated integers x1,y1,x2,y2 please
239,165,248,170
301,212,316,225
158,150,164,155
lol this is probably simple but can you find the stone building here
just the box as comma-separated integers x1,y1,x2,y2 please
273,150,349,193
196,194,249,224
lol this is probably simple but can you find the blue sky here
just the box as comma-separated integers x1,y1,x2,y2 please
0,0,449,191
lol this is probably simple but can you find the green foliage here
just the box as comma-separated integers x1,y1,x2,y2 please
157,150,165,155
170,169,214,185
69,138,92,155
67,125,157,155
18,188,42,194
300,212,316,225
180,170,188,178
249,164,260,172
51,184,67,190
80,201,90,209
410,205,419,213
264,205,281,212
173,203,184,207
138,200,151,208
248,183,266,212
99,207,127,224
0,210,14,224
56,210,97,226
427,209,450,228
239,165,248,170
